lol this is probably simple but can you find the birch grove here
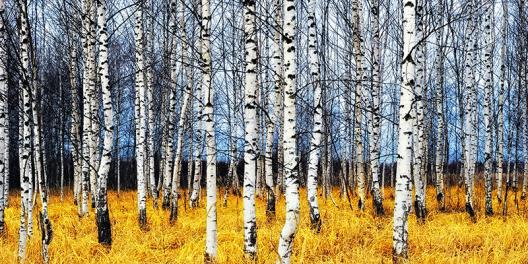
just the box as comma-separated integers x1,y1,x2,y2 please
1,0,528,262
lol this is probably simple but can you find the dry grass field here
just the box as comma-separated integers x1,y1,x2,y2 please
1,185,528,263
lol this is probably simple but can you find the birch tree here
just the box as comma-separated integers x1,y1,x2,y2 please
434,0,446,210
87,2,98,208
483,0,494,216
80,0,94,216
393,0,416,259
202,0,217,260
277,0,300,262
145,1,157,209
17,0,35,258
0,0,6,235
463,0,477,219
95,0,114,245
497,0,508,204
412,0,426,221
170,0,194,223
162,0,177,210
190,0,205,209
369,0,384,216
273,0,285,198
134,0,148,228
306,0,323,230
242,0,258,257
352,0,367,210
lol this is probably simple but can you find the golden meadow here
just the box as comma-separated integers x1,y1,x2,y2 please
1,185,528,263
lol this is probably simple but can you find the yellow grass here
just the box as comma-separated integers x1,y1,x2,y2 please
1,185,528,263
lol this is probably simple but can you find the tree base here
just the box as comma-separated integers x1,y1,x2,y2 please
96,207,112,246
266,189,276,220
169,203,178,224
243,250,257,261
358,198,364,210
392,251,408,264
414,200,427,223
465,202,476,222
309,210,322,233
204,252,216,263
138,208,147,230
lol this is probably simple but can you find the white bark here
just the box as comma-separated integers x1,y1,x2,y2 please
80,0,93,217
369,0,384,216
95,0,113,245
0,0,7,234
273,0,284,197
202,0,217,260
393,0,416,258
87,2,98,209
483,0,494,215
277,0,300,262
162,0,177,210
463,0,477,218
190,0,204,208
145,6,157,208
242,0,258,257
352,0,367,210
17,0,33,258
134,2,148,228
412,0,426,221
170,0,193,223
306,0,322,230
434,0,446,209
497,0,508,203
69,29,82,208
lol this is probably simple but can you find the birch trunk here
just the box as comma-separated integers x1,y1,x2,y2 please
134,1,148,228
69,33,82,208
483,0,494,215
59,80,65,201
273,0,285,197
80,0,93,217
162,0,177,210
191,0,205,207
170,0,194,223
277,0,300,262
393,0,416,259
463,0,476,219
145,8,157,209
0,0,6,234
201,0,217,260
242,0,258,257
17,0,33,258
434,0,446,210
88,2,98,209
520,0,528,200
95,0,113,245
412,0,426,221
369,0,384,216
115,88,121,197
306,0,322,230
352,0,367,210
497,0,508,204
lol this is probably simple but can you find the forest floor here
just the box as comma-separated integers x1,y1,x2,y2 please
1,185,528,263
